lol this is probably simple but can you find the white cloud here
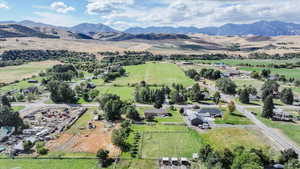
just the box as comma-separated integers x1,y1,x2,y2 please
0,2,8,9
100,0,300,30
86,0,135,15
50,1,75,14
28,12,81,27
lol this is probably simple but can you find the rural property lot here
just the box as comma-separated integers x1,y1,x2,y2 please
141,131,202,158
112,63,195,87
0,60,60,83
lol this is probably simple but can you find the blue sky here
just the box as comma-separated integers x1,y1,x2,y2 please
0,0,299,30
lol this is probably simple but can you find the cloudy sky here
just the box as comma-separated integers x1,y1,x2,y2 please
0,0,299,30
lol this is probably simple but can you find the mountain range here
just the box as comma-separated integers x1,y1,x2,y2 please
1,20,300,39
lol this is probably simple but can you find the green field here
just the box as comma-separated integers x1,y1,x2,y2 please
0,76,42,94
196,59,300,66
215,110,253,125
113,63,195,87
240,67,300,80
247,108,300,146
97,86,135,101
0,61,60,83
201,128,270,151
0,159,100,169
141,130,202,158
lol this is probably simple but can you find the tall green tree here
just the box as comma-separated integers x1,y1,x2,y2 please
216,78,237,95
280,88,294,105
262,95,274,118
239,89,250,104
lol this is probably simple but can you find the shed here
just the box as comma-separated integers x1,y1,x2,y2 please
144,109,169,119
87,83,96,89
27,80,38,83
186,109,206,126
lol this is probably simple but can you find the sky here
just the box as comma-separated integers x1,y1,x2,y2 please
0,0,299,30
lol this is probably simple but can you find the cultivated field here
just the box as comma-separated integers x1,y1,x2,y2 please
141,130,202,158
113,62,195,87
0,60,60,83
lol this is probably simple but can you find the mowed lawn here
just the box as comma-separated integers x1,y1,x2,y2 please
0,60,60,83
201,128,270,151
247,108,300,146
113,63,195,87
0,159,100,169
141,130,202,158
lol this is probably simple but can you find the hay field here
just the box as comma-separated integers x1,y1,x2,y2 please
0,60,60,83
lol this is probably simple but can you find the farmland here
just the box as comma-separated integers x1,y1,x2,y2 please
196,59,300,66
0,60,60,83
112,63,195,87
240,67,300,80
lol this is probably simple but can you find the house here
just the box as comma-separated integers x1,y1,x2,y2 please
0,126,15,142
198,108,223,117
185,109,207,126
144,109,169,119
21,86,39,95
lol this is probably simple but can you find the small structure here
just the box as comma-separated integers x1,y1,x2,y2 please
144,109,169,119
161,157,171,165
192,153,199,159
27,80,38,83
87,83,96,89
198,108,223,118
171,157,179,166
181,158,190,166
21,86,39,95
185,109,207,126
272,109,293,121
182,62,193,65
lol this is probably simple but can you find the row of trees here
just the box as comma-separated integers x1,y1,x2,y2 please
199,144,299,169
185,68,221,81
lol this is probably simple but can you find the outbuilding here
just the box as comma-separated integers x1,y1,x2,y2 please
144,109,169,119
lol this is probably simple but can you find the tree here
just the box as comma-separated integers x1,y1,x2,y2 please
48,80,77,103
36,142,48,155
98,94,125,121
125,105,140,121
199,144,213,162
227,101,236,114
216,78,237,95
261,69,271,78
285,159,300,169
213,92,221,104
250,71,261,79
222,148,234,169
279,148,299,164
280,88,294,105
97,149,109,167
231,151,263,169
239,89,250,104
189,84,204,102
262,95,274,118
23,141,33,152
261,80,280,100
1,95,11,107
0,105,24,129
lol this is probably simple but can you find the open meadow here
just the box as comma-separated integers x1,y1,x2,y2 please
112,62,195,87
0,60,60,83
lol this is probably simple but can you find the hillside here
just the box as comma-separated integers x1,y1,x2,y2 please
0,24,59,38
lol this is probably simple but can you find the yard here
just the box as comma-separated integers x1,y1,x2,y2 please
0,60,60,83
201,128,271,151
214,110,253,125
96,86,135,101
247,107,300,146
112,62,195,87
141,130,203,158
0,76,42,94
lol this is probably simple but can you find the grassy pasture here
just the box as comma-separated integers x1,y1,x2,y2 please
201,128,270,151
0,159,100,169
113,63,195,87
247,108,300,146
0,60,60,83
141,130,202,158
240,67,300,80
66,108,96,134
196,59,300,66
0,76,42,94
97,86,135,101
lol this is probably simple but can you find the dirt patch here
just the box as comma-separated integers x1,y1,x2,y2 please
47,122,120,157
